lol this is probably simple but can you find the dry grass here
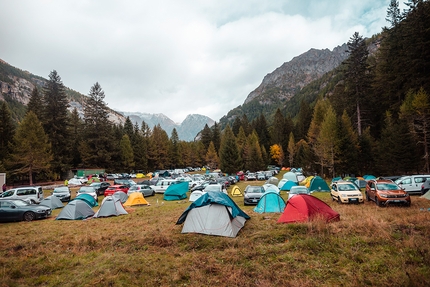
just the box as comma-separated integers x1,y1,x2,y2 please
1,178,430,287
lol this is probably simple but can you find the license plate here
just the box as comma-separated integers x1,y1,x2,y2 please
252,199,257,202
350,198,357,202
394,200,400,202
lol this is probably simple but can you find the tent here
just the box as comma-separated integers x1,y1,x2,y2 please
283,171,298,183
277,194,340,224
421,192,430,200
87,177,100,184
363,174,376,180
93,196,128,218
113,191,128,203
278,179,288,189
254,191,286,213
123,192,149,207
39,195,64,209
230,185,243,197
176,192,250,238
262,183,280,194
302,176,314,188
280,180,298,191
308,176,330,192
56,200,95,220
265,177,279,186
163,182,188,201
331,177,342,184
74,193,98,207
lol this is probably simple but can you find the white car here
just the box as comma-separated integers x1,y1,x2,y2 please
288,186,310,200
189,184,226,202
76,186,98,201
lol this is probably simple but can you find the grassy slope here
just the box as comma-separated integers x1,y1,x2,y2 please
1,174,430,287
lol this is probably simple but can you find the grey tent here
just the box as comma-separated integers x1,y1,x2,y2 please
56,200,95,220
40,195,64,209
113,191,128,203
177,192,250,238
265,177,279,186
93,196,128,218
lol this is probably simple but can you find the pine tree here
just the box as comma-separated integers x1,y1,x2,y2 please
219,125,240,174
69,107,83,168
82,82,113,168
169,128,181,169
27,87,44,117
42,70,71,176
287,132,295,167
271,108,285,146
386,0,402,27
316,105,339,177
200,124,212,152
148,124,170,169
0,101,15,164
7,111,53,185
120,134,134,172
337,110,360,175
246,131,264,171
212,122,221,153
253,114,271,151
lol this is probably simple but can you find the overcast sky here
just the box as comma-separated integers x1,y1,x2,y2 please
0,0,403,123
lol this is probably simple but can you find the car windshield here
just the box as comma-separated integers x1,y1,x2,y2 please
53,187,69,193
204,185,221,192
290,187,308,194
247,186,263,193
90,183,100,187
11,200,30,207
376,183,401,191
79,187,95,193
338,184,358,191
1,190,14,197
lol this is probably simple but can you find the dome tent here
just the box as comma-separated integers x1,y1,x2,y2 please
93,196,128,218
56,200,95,220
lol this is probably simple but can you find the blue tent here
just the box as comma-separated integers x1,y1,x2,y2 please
331,176,342,183
177,191,249,224
74,193,98,207
253,191,286,213
164,182,188,201
280,180,298,191
363,174,376,180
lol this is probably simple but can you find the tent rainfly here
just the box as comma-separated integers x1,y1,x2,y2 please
308,176,330,192
230,185,243,197
277,194,340,224
176,191,250,238
93,196,128,218
39,195,64,209
254,191,286,213
74,193,98,207
123,192,149,207
164,182,188,201
113,191,128,203
56,200,95,220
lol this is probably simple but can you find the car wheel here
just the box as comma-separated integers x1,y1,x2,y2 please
23,211,36,222
152,191,155,196
337,196,342,204
365,192,370,201
375,197,383,207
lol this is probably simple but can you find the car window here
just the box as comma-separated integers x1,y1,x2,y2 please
401,178,412,184
0,201,12,208
1,190,14,197
17,188,35,196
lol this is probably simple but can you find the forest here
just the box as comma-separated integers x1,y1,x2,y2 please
0,0,429,184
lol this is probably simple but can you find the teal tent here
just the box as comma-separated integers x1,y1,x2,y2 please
253,191,286,213
74,194,98,207
283,171,298,183
363,174,376,180
164,182,188,201
309,176,330,192
280,180,298,191
331,177,342,183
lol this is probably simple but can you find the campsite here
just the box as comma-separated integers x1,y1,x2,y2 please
1,171,430,286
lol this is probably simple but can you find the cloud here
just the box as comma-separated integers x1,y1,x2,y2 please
0,0,392,122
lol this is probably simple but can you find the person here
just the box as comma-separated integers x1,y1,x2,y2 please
2,183,6,193
64,179,69,186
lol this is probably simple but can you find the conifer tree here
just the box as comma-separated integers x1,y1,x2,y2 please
42,70,71,176
7,111,52,185
169,128,181,168
69,107,83,168
148,124,170,169
205,141,219,169
271,108,285,146
287,132,295,167
212,122,221,153
337,110,359,175
0,101,15,164
120,134,134,172
246,131,264,171
27,87,44,117
219,125,240,174
316,105,339,177
200,124,212,152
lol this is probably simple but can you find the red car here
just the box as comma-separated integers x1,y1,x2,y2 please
104,185,129,197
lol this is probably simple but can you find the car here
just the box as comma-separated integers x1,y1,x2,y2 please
203,183,227,194
256,172,266,181
395,175,430,195
150,179,178,193
330,181,363,204
421,179,430,195
52,186,71,202
365,179,411,207
288,186,310,200
0,199,51,222
89,182,111,196
76,186,98,201
127,184,155,197
114,178,136,187
245,173,257,181
244,185,265,205
0,186,44,204
106,174,117,180
104,185,129,197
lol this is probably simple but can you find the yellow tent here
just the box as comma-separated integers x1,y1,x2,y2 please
302,176,314,188
230,185,243,197
123,192,149,207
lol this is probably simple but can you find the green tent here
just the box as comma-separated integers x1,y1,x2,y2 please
163,182,188,201
309,176,330,192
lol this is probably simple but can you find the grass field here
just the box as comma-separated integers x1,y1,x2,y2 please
1,175,430,287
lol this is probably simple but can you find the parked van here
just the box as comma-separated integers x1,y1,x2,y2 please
150,179,178,194
0,186,44,203
395,175,430,195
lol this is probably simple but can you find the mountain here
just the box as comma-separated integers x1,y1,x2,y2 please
121,111,215,141
219,44,349,125
0,59,214,141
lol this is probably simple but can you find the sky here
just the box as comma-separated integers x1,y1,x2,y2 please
0,0,405,123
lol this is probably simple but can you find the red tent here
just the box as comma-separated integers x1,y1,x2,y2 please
277,194,340,224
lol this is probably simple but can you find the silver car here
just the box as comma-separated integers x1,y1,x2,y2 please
52,186,71,202
127,184,155,197
288,186,310,200
76,186,98,201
